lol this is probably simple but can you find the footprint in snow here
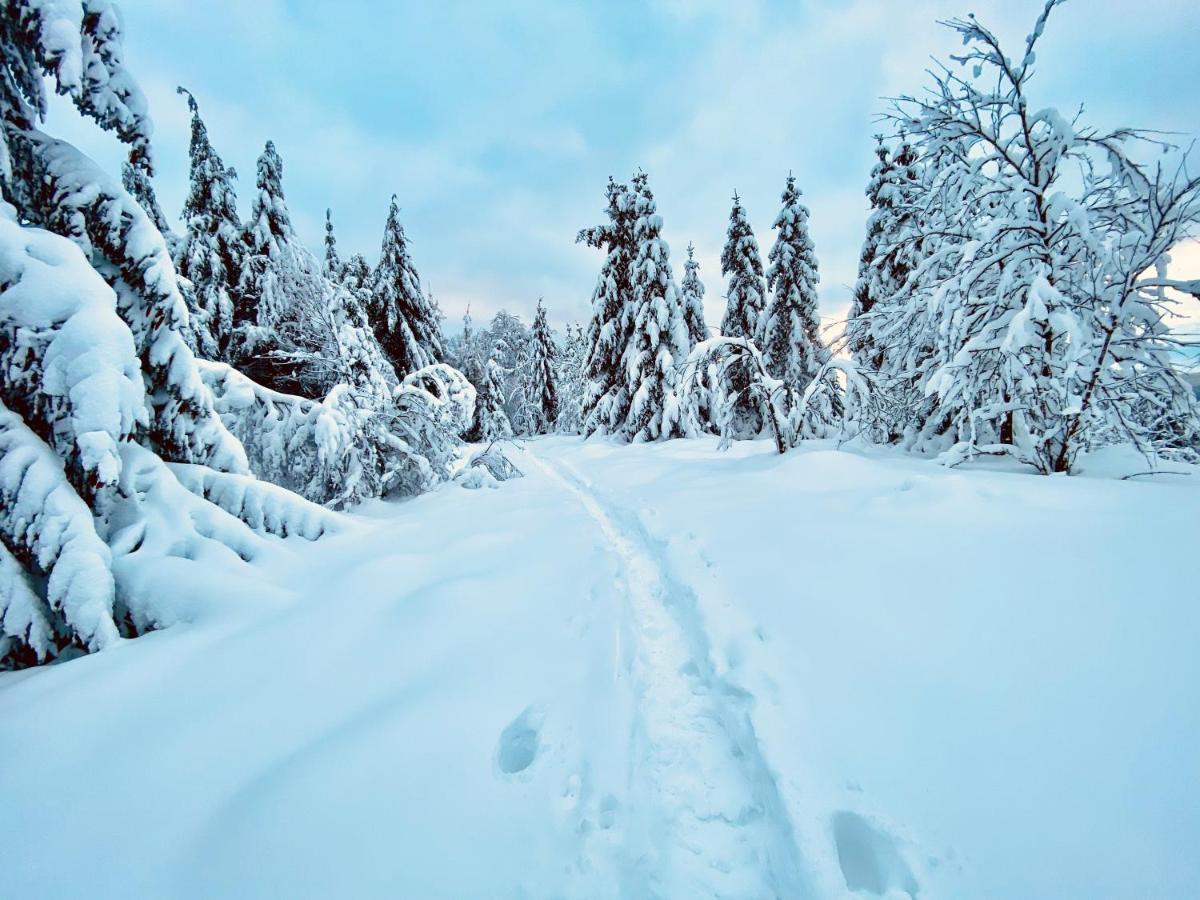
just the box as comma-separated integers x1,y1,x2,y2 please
831,810,919,898
495,706,543,776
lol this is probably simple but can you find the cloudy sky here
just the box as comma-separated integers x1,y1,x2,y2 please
56,0,1200,338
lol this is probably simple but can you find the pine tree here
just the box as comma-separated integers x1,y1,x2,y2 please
344,253,372,293
847,139,920,371
680,242,709,346
762,174,833,435
472,342,513,442
173,87,245,361
620,171,693,441
485,310,533,431
241,140,299,329
324,208,342,280
554,323,587,434
719,192,768,438
528,299,559,434
122,154,172,240
235,140,325,391
368,196,444,377
576,176,637,435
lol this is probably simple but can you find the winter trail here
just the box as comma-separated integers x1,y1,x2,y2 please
523,445,809,900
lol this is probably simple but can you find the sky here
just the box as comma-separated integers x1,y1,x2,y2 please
53,0,1200,340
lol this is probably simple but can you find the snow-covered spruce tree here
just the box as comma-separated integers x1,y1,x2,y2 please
678,242,716,431
121,154,172,243
368,196,443,377
173,87,245,362
619,171,694,441
235,140,327,393
343,252,372,294
762,174,836,437
471,341,514,442
883,0,1200,472
680,242,709,346
323,207,341,280
846,139,920,370
527,299,559,434
719,192,768,438
554,323,586,434
480,309,534,432
0,0,341,668
576,176,637,435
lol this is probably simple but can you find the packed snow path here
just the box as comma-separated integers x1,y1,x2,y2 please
524,449,807,898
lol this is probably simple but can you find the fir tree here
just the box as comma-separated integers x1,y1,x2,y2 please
620,171,693,441
763,174,833,434
235,140,325,391
323,208,342,280
846,139,920,371
485,310,533,431
576,176,637,435
368,196,444,377
528,299,559,434
680,242,709,346
554,323,587,434
122,154,172,240
719,192,768,438
174,87,245,361
471,342,513,442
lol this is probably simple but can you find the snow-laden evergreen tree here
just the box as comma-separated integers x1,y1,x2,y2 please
0,0,355,668
762,174,835,436
875,0,1200,472
846,139,920,371
619,171,694,441
680,242,709,346
368,196,444,377
482,310,534,433
554,323,586,434
470,341,513,442
235,140,328,392
719,192,768,438
173,87,245,362
122,154,172,241
527,299,559,434
323,208,341,280
344,253,372,293
576,176,637,435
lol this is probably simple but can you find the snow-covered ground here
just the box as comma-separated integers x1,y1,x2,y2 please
2,436,1197,899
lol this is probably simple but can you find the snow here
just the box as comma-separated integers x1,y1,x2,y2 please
1,436,1198,899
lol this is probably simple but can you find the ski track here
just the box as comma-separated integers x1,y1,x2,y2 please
524,446,809,900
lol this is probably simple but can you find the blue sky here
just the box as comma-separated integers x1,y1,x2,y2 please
56,0,1200,336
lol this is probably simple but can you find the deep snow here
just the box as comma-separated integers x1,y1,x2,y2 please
1,437,1197,899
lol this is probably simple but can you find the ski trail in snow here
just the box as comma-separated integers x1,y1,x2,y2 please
524,446,809,900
